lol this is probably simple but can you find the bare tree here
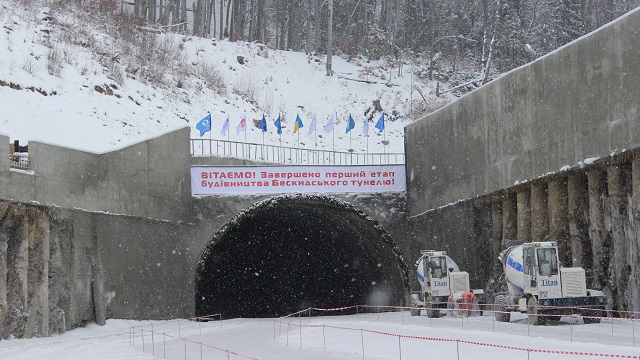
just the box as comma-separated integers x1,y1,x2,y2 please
326,0,333,76
220,0,224,39
482,0,500,85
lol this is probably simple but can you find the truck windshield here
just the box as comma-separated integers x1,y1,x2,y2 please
429,256,448,278
536,248,559,276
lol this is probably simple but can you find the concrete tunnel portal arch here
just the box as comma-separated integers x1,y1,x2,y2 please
195,195,410,318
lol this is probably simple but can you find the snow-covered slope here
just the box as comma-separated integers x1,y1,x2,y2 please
0,0,450,155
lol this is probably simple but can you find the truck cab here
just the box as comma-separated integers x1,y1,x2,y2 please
520,243,561,297
411,250,484,317
496,241,606,325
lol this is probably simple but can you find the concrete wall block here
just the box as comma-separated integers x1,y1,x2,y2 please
0,134,9,171
405,9,640,215
96,215,195,319
7,172,36,201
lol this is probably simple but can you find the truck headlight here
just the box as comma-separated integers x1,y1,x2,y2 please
432,290,439,296
539,291,548,299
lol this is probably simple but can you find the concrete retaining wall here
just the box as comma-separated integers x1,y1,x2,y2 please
405,8,640,216
1,128,192,222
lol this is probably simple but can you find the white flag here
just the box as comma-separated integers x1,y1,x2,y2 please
220,116,229,136
307,114,317,136
362,117,369,136
236,113,247,135
323,113,335,134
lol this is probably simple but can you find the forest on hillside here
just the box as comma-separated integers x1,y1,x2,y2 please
93,0,639,92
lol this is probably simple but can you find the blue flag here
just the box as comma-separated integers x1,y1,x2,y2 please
258,114,267,132
375,113,385,132
345,114,355,134
196,113,212,137
293,114,304,134
274,115,282,135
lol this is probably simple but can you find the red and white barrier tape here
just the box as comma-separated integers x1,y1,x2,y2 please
277,317,638,358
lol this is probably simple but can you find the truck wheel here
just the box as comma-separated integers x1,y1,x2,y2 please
410,294,421,316
583,309,602,324
427,308,440,318
547,315,561,322
493,295,510,323
425,294,440,318
527,297,545,325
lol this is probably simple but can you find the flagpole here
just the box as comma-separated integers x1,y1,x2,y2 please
277,114,282,162
349,130,352,164
332,113,335,164
260,114,266,160
209,112,212,156
279,132,282,162
383,113,387,158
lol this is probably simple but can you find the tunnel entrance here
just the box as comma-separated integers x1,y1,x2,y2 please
195,195,409,318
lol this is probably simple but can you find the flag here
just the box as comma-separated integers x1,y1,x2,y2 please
274,115,282,135
293,114,304,134
375,113,385,132
307,114,317,136
345,113,355,134
220,115,229,136
236,113,246,135
196,113,211,137
258,114,267,132
362,117,369,136
323,114,335,134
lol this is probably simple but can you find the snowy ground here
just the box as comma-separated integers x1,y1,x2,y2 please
0,0,452,156
2,311,639,360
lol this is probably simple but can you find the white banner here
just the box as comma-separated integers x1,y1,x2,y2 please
191,165,406,195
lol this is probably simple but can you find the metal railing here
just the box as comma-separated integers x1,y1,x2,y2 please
190,139,405,165
9,152,30,170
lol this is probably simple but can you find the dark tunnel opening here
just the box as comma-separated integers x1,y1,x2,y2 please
195,195,409,318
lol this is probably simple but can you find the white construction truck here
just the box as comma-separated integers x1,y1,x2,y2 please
494,241,606,325
410,250,485,317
